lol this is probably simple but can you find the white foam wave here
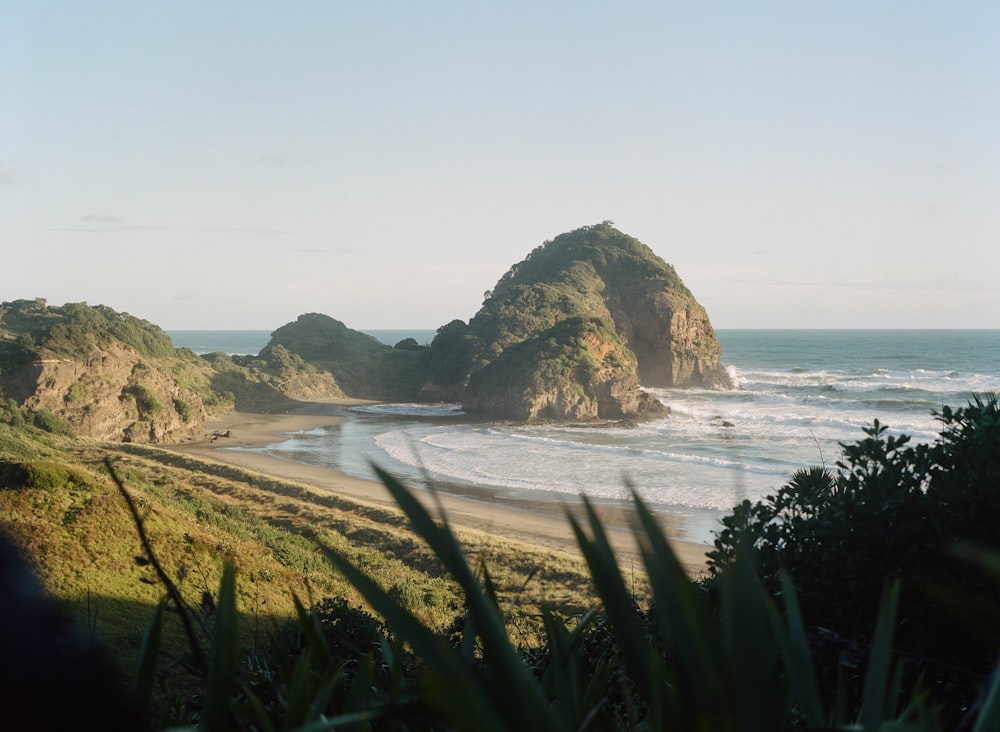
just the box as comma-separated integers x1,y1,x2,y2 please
350,403,464,418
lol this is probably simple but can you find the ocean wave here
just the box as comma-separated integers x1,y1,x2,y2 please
350,403,465,418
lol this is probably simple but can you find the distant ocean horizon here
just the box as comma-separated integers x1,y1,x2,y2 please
168,328,1000,544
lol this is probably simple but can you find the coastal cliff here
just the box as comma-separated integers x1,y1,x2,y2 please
0,300,342,443
0,301,209,442
1,223,731,433
21,341,207,443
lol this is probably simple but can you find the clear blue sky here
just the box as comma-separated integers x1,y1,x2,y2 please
3,2,998,329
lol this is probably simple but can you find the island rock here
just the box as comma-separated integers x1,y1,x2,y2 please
453,222,731,421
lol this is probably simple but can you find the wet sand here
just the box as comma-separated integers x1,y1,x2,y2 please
166,400,710,576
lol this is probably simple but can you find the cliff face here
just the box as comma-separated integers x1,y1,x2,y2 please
604,284,731,389
20,341,206,443
462,317,669,422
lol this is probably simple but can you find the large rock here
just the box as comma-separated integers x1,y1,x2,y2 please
261,313,394,398
604,282,731,389
20,341,206,443
451,222,731,421
463,317,669,422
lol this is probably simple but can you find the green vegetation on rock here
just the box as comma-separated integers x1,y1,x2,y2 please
0,301,354,441
464,316,667,421
0,298,175,361
0,225,733,429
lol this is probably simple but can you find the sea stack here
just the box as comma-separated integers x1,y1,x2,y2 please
457,222,731,422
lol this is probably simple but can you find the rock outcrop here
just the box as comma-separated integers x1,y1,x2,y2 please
604,282,731,389
453,222,731,421
463,317,669,422
261,313,393,398
1,222,732,434
20,341,207,443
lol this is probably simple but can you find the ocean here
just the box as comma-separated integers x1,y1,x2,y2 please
167,329,1000,545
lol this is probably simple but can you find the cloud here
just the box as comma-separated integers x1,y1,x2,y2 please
728,277,996,294
258,155,291,168
39,221,296,237
290,246,354,255
41,224,167,233
79,214,123,224
204,227,294,236
0,165,14,185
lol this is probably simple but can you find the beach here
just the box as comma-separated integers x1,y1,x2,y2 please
166,399,710,577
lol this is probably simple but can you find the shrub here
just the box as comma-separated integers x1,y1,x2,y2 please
172,398,192,423
0,459,94,491
708,393,1000,718
65,382,88,403
309,595,388,655
120,384,161,419
0,399,26,428
29,410,73,435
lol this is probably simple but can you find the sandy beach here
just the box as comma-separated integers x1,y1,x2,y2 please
166,400,710,577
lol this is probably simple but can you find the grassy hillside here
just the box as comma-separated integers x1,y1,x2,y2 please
0,420,598,723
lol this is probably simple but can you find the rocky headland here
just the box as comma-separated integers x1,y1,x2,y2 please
0,223,730,437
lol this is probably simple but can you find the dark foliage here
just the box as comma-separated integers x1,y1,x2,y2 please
708,393,1000,719
0,531,151,730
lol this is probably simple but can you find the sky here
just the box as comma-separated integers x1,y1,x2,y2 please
3,2,999,330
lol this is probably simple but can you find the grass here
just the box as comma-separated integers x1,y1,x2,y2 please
0,423,602,721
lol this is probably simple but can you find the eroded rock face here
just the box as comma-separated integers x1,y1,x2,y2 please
462,317,670,422
20,341,206,443
606,285,731,389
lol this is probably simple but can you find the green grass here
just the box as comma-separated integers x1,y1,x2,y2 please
0,423,601,723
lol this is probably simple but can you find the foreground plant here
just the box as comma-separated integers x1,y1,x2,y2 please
320,467,1000,730
114,425,1000,729
709,393,1000,722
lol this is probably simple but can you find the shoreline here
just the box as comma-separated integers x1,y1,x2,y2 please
166,400,710,576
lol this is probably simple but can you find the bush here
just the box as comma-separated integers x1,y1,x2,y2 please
29,410,73,435
65,382,88,403
172,398,192,423
0,459,94,491
0,399,26,428
708,393,1000,718
309,595,388,656
120,384,161,419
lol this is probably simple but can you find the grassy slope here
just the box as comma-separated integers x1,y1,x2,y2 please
0,424,598,715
